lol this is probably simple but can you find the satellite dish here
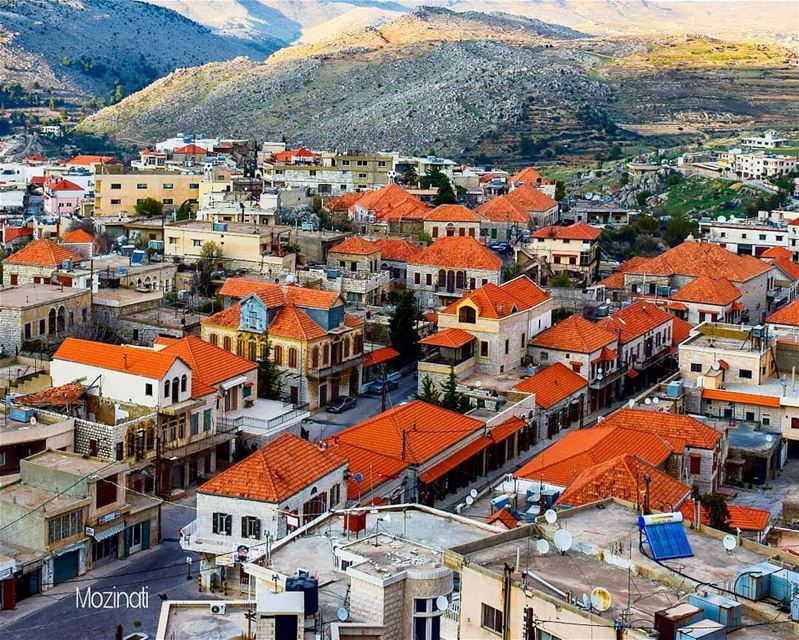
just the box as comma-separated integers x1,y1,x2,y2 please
711,361,721,371
465,495,474,506
766,435,774,443
536,539,550,555
723,534,737,552
644,398,652,405
544,509,557,524
652,397,660,405
554,529,573,553
717,215,727,222
590,587,612,612
354,472,364,483
470,489,478,499
337,607,349,622
436,595,449,611
627,399,635,409
582,593,591,610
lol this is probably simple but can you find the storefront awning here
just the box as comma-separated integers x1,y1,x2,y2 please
93,522,125,542
363,346,401,368
420,436,491,484
221,376,248,390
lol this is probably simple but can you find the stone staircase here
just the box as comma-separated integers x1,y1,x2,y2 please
10,372,52,396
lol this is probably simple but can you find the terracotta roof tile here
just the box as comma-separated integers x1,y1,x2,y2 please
513,363,588,409
442,277,548,319
531,315,616,353
54,337,182,379
408,236,502,271
344,314,363,328
767,298,799,327
63,229,95,244
671,316,694,345
272,147,319,163
66,154,117,166
351,183,428,221
269,304,327,340
199,433,346,503
510,166,551,186
218,279,340,308
46,178,83,192
557,454,690,512
505,184,558,212
173,143,208,155
330,236,379,255
419,328,476,348
475,196,528,224
701,388,780,408
363,346,400,367
15,382,86,407
4,239,82,266
486,506,519,529
762,247,792,259
373,238,423,262
425,204,481,222
598,272,626,289
597,300,672,344
672,276,741,306
324,192,362,211
204,305,240,329
532,222,601,241
600,408,720,453
679,499,770,532
772,258,799,281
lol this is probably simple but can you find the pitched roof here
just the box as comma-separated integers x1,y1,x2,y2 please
513,363,588,409
532,222,601,241
505,184,558,212
672,276,741,306
373,238,423,262
203,304,241,329
678,499,770,532
362,346,400,367
617,241,771,283
600,408,721,453
442,277,549,319
511,166,550,186
199,433,346,503
486,506,519,529
63,229,97,245
4,239,82,266
597,300,672,344
531,314,616,353
408,236,502,271
46,178,83,192
514,425,673,486
419,328,476,349
762,246,792,259
425,204,481,222
351,183,428,221
598,271,626,290
173,143,208,155
272,147,319,162
324,192,362,211
330,236,379,255
53,338,182,380
557,454,690,512
767,298,799,326
15,382,86,407
325,400,484,499
475,196,528,224
772,257,799,281
66,154,117,166
269,304,327,340
671,316,694,345
701,388,780,408
218,279,340,308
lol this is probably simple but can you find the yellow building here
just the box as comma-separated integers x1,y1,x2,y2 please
94,171,201,216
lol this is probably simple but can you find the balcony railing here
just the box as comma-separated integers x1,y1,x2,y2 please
307,356,364,379
419,355,476,377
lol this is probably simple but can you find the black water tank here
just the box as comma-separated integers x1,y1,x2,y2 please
286,575,319,615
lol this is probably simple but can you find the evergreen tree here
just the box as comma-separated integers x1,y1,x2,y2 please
554,179,566,201
433,177,457,206
258,340,284,400
440,365,471,413
700,493,730,532
134,197,163,218
402,165,418,187
388,290,421,361
415,375,439,404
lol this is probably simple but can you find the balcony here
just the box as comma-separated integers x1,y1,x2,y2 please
307,355,364,379
588,363,627,390
419,353,476,378
342,270,390,293
178,519,238,555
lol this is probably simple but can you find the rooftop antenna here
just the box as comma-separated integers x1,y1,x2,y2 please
544,509,557,524
553,529,573,555
336,607,349,622
722,534,737,555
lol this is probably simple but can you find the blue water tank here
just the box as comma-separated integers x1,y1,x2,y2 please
791,594,799,621
666,381,683,398
9,407,34,423
676,620,727,640
688,593,741,631
286,575,318,616
213,222,228,232
769,569,799,604
735,562,780,600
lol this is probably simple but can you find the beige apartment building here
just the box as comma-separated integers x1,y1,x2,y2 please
94,172,201,216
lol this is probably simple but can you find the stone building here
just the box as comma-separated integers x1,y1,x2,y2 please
2,239,83,287
326,236,390,306
422,204,481,240
526,221,602,286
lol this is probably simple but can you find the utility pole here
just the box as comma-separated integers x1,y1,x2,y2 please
380,364,387,412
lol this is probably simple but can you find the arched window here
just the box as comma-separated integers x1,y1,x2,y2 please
248,338,257,361
311,346,320,369
459,306,476,323
273,345,283,366
181,374,187,392
209,333,218,346
354,334,363,354
223,336,232,352
322,344,329,366
343,337,350,359
57,306,66,332
172,377,180,400
164,379,170,398
48,308,56,335
456,271,465,289
236,340,245,357
288,347,298,368
437,269,446,287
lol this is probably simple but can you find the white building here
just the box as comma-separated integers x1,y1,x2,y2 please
734,152,797,180
741,130,790,149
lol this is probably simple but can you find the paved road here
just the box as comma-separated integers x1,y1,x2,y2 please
0,498,206,640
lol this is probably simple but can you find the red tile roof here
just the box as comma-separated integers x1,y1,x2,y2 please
268,304,328,340
199,433,346,503
425,204,481,222
513,363,588,409
505,184,558,212
678,499,770,532
173,143,208,155
671,316,694,345
26,154,48,163
344,314,363,328
514,425,673,486
672,276,741,306
598,271,626,290
532,222,601,241
324,192,363,211
597,300,672,344
616,241,771,283
66,154,117,166
325,400,485,499
54,337,183,380
767,298,799,327
419,328,476,349
761,247,792,259
600,408,721,453
4,239,82,266
363,346,400,367
442,277,549,319
272,147,319,163
373,238,423,262
773,258,799,282
218,279,340,308
408,236,502,271
16,382,86,407
475,196,528,224
63,229,97,246
531,315,616,354
351,183,428,221
701,388,780,408
511,166,551,186
46,178,83,192
557,454,690,512
486,506,519,529
330,236,379,255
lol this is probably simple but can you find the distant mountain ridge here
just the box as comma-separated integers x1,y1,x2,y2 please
0,0,283,102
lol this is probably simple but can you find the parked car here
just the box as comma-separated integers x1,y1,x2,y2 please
369,378,399,393
489,241,513,254
327,396,357,413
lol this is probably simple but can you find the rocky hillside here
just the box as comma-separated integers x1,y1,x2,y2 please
0,0,282,103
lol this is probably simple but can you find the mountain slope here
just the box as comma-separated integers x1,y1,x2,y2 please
0,0,283,102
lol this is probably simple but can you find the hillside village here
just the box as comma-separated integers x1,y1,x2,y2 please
0,129,799,640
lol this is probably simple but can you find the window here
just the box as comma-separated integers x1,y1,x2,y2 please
223,336,232,352
505,339,509,355
163,198,173,205
481,603,504,634
47,509,83,545
162,183,173,189
288,347,298,368
241,516,261,539
690,455,701,475
193,239,202,247
0,452,5,467
168,237,178,245
312,346,320,369
413,597,442,640
190,412,199,436
459,306,476,323
414,273,420,285
209,333,218,346
164,379,171,398
111,183,121,190
329,483,341,506
480,341,489,358
378,161,387,167
540,351,548,361
96,477,117,509
137,183,147,189
690,363,703,373
189,183,199,189
39,318,46,334
145,383,153,396
342,160,350,166
739,369,753,379
426,273,432,286
181,374,187,393
537,631,563,640
111,199,121,205
212,512,232,536
358,173,367,179
356,160,367,166
204,409,212,431
273,345,283,366
132,328,139,341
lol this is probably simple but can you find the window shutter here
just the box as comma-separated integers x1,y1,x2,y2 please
212,514,218,534
241,516,248,538
225,515,232,536
141,520,150,550
254,518,261,539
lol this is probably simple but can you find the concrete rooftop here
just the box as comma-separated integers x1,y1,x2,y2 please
0,284,89,308
25,449,117,476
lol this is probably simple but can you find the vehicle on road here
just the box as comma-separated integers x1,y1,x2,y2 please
489,241,513,254
326,396,357,413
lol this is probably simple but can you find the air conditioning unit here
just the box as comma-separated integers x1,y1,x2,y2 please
209,602,226,615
